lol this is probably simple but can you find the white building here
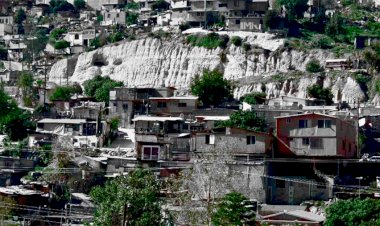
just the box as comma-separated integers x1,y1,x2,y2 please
64,29,97,47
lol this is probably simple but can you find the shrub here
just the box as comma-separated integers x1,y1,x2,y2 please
375,79,380,94
126,11,138,25
109,32,123,43
307,84,334,105
243,43,251,52
264,10,281,30
353,72,371,85
231,36,242,46
240,92,266,105
311,35,334,49
306,59,323,73
54,40,70,49
179,23,191,31
186,33,229,49
271,74,286,83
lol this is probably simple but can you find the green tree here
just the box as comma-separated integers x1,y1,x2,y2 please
126,1,139,10
212,192,255,226
49,86,74,101
325,12,345,36
264,10,281,30
14,8,26,24
74,0,86,9
49,0,75,13
83,75,123,102
109,32,123,43
307,84,334,105
190,69,232,107
151,0,169,11
90,169,162,226
363,44,380,73
126,12,139,25
325,198,380,226
18,72,35,106
278,0,309,20
240,92,266,105
218,110,267,132
23,29,49,64
0,88,33,141
306,59,323,73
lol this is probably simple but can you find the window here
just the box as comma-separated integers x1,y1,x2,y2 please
75,34,79,39
113,102,117,107
142,146,159,160
205,135,210,144
108,14,110,18
299,119,308,128
342,140,346,150
234,0,239,6
123,104,128,110
116,13,119,18
302,138,310,146
235,19,240,25
247,136,256,145
286,118,291,124
318,120,332,128
311,138,323,149
178,102,187,107
219,3,227,7
157,102,167,108
276,180,285,188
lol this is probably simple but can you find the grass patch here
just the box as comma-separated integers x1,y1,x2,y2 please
271,74,287,83
186,33,229,49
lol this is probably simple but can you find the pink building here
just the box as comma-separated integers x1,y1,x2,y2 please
276,113,357,158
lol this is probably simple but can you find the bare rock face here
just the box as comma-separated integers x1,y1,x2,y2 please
48,35,366,103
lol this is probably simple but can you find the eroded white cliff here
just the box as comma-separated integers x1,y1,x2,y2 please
48,33,365,103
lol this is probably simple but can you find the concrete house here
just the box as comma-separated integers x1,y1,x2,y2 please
100,8,126,26
149,96,198,116
64,29,97,48
192,127,273,159
87,0,126,10
109,87,176,127
276,113,358,158
36,118,108,148
133,116,191,162
170,0,190,25
268,95,326,108
226,0,268,31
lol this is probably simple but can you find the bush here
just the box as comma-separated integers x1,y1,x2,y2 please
109,32,123,43
54,40,70,49
306,59,323,73
311,35,334,49
243,43,251,52
353,72,371,85
186,33,229,49
179,23,191,31
231,36,242,46
49,86,74,101
307,84,334,105
83,75,123,102
375,79,380,94
240,92,266,105
264,10,281,30
126,11,138,25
